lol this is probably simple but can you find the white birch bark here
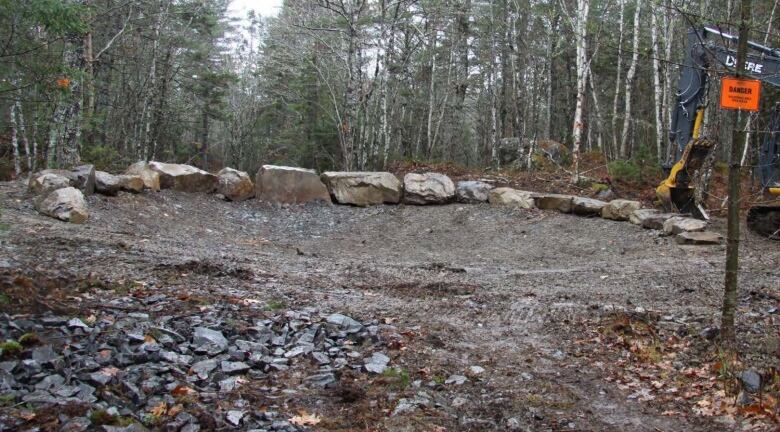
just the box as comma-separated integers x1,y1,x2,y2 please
571,0,590,182
611,0,625,158
10,103,21,176
619,0,641,159
650,3,664,160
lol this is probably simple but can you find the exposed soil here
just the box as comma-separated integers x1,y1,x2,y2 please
1,179,779,431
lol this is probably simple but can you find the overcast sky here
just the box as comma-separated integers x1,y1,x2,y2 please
228,0,283,18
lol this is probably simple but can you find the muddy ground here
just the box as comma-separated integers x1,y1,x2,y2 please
1,179,779,431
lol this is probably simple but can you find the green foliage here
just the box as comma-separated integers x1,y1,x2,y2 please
81,145,123,172
0,0,88,36
608,146,662,182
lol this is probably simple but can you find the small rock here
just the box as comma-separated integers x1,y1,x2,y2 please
31,345,59,365
68,317,91,330
700,327,719,341
226,410,245,426
89,370,114,386
304,372,337,388
740,370,762,393
221,361,251,374
364,352,390,374
326,313,363,333
444,375,467,385
191,359,218,380
193,327,228,350
452,397,468,407
468,365,485,376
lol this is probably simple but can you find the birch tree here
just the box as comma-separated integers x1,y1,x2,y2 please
570,0,590,182
619,0,641,159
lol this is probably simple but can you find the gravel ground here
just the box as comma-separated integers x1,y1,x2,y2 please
1,180,779,431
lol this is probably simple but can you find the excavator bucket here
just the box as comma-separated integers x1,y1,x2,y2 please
669,187,705,219
656,138,714,218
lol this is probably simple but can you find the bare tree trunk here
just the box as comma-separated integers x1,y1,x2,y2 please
10,103,21,176
650,3,664,160
611,0,625,159
14,100,31,172
544,13,559,140
620,0,641,159
571,0,590,182
741,0,777,166
662,0,675,161
721,0,751,347
426,33,437,157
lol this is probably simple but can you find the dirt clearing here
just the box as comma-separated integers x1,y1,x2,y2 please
1,180,779,431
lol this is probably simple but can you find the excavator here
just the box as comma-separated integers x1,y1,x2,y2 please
657,25,780,239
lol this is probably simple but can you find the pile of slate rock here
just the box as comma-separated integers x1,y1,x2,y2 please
0,297,398,431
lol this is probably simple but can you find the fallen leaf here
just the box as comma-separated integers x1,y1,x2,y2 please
150,401,167,417
171,385,197,397
168,404,184,417
289,412,321,426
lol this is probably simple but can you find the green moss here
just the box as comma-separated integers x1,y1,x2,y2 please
0,340,22,357
381,367,410,389
0,293,9,305
18,333,39,346
0,393,16,406
266,300,286,311
89,410,136,427
591,182,609,193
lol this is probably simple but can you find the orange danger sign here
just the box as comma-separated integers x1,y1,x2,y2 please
720,77,761,111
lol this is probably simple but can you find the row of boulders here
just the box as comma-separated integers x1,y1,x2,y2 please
23,161,723,244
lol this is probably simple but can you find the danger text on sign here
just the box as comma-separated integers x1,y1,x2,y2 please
719,77,761,112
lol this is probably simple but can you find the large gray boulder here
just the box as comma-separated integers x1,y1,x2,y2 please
255,165,329,204
95,171,121,196
403,172,456,205
34,187,88,224
148,162,217,193
602,199,642,221
488,187,536,209
629,209,678,230
676,231,723,245
456,181,493,203
117,175,145,193
663,216,707,235
28,173,71,196
218,167,254,201
95,172,144,195
629,209,660,226
534,193,574,213
125,162,161,191
321,172,402,206
37,164,95,195
571,197,607,216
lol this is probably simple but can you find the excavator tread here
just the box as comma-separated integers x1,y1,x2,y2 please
747,204,780,240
